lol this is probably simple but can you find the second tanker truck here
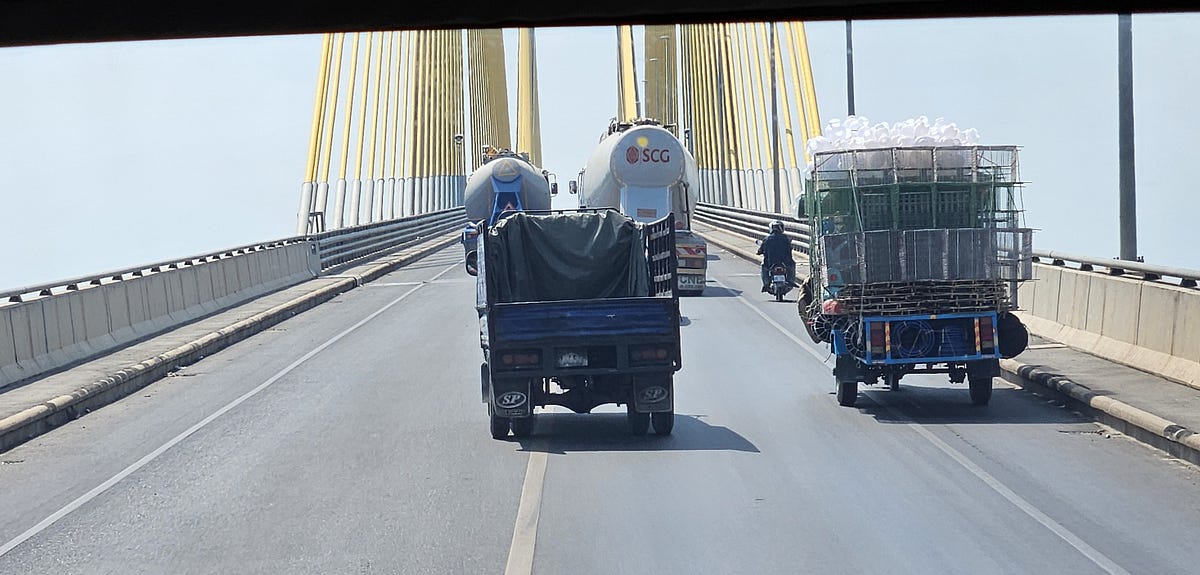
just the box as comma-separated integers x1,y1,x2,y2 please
575,119,708,296
460,147,554,268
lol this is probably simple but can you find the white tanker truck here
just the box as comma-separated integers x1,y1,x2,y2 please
575,120,707,295
461,148,554,265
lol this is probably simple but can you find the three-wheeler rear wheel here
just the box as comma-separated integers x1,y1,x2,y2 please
651,411,674,435
489,405,536,439
510,415,536,437
967,359,999,406
489,404,509,440
968,377,992,406
627,404,650,435
834,356,860,407
836,379,858,407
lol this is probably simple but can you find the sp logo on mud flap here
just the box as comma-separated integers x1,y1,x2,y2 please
638,386,669,404
496,391,527,409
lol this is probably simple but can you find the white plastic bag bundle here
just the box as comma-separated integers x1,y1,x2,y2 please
808,115,982,154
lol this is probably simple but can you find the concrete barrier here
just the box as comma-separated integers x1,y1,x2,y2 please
23,300,55,373
142,273,174,333
78,286,115,354
9,304,39,377
176,266,205,323
0,307,23,384
1018,262,1200,390
104,283,137,345
42,296,81,368
0,240,320,389
194,262,220,315
126,278,157,338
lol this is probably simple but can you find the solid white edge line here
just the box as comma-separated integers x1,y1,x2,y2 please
903,417,1132,575
712,272,1132,575
0,260,462,558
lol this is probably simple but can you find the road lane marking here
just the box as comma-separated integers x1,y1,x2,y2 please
505,446,549,575
0,261,462,558
901,415,1132,575
713,271,1133,575
710,276,832,367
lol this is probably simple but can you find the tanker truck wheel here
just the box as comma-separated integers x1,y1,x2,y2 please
627,404,650,436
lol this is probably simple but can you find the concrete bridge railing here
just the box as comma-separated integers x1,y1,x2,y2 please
0,208,467,390
0,239,320,389
1018,255,1200,389
694,203,1200,388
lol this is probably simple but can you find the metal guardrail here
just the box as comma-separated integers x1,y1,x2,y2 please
694,203,811,255
1034,250,1199,288
313,207,466,271
2,208,469,304
2,237,310,303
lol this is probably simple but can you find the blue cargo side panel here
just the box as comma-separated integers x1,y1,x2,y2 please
491,298,676,342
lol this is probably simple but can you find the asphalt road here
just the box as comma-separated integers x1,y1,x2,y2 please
2,246,1199,574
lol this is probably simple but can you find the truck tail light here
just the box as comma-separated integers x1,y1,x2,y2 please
499,350,541,369
630,345,672,364
979,316,995,353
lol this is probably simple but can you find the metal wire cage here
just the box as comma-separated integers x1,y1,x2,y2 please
807,146,1024,233
806,146,1033,313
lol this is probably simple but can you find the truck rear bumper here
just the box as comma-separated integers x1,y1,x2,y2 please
831,311,1002,365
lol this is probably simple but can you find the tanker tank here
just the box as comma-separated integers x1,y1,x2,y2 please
576,120,707,295
579,122,699,229
461,149,554,272
464,149,553,223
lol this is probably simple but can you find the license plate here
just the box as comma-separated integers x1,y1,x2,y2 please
557,350,588,368
773,275,786,282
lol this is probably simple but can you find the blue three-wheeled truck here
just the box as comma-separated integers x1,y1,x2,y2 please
466,209,682,439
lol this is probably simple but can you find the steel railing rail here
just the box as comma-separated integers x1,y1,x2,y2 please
694,203,811,255
2,236,310,303
313,207,466,271
2,208,469,304
1034,250,1199,288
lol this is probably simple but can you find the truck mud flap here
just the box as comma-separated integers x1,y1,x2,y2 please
633,375,673,413
490,378,532,418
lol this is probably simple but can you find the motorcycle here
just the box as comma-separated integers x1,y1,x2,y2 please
767,263,793,301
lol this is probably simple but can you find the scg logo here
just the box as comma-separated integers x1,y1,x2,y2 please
625,147,672,164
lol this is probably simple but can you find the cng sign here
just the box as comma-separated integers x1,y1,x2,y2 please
625,146,672,164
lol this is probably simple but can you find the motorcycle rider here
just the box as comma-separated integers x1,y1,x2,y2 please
757,220,796,293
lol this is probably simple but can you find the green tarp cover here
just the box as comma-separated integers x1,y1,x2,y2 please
485,211,649,303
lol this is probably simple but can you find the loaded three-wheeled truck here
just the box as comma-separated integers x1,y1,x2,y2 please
466,209,682,439
798,145,1033,407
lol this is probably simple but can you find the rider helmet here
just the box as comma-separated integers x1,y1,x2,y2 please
769,220,785,233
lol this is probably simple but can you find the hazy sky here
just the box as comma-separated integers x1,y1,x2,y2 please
2,13,1197,290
